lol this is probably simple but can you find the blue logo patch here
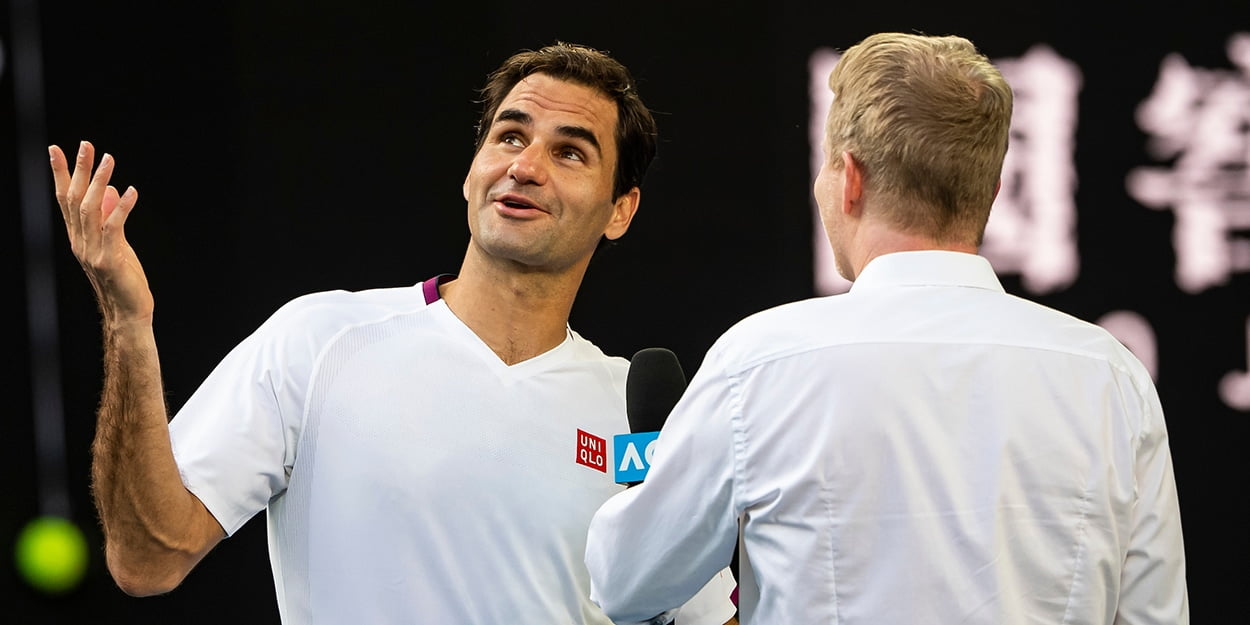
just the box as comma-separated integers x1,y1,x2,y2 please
613,431,660,484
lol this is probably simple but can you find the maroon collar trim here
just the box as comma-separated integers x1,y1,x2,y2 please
422,274,456,305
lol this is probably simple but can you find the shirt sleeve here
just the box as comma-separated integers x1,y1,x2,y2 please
673,568,738,625
585,342,741,624
169,299,319,535
1114,382,1189,624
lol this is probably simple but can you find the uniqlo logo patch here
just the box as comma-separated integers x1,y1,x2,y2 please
575,429,607,473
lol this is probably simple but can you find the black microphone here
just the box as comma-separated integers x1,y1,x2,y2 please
627,347,687,433
614,347,687,486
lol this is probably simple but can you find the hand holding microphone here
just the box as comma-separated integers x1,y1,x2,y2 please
596,348,740,625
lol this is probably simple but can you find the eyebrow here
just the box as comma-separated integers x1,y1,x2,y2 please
495,108,603,155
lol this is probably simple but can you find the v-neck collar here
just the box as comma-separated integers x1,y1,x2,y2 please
421,274,576,378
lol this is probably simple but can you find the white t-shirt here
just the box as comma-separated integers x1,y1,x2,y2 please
586,251,1187,625
169,279,736,624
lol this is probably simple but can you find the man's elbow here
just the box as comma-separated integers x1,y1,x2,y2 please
109,567,184,597
105,546,192,597
595,593,667,625
589,583,624,623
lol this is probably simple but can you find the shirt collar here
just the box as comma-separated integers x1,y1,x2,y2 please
848,251,1006,293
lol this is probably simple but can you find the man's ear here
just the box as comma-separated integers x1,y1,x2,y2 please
604,187,641,241
841,151,864,216
992,178,1002,203
462,172,470,201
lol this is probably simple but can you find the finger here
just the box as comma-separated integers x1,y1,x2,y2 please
102,185,121,221
102,186,139,237
49,146,75,234
80,152,116,238
113,186,138,224
65,140,96,232
49,145,71,194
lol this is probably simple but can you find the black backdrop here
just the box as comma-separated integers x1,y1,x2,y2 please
6,1,1247,622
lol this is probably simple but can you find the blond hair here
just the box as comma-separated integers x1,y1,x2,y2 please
825,32,1012,245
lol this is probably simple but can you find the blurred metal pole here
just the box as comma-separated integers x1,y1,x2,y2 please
12,0,70,519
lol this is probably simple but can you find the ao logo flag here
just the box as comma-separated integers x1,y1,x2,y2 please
613,431,660,484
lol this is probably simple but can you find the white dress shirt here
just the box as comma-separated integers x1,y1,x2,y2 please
586,250,1187,625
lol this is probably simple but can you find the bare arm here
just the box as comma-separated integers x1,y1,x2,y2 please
51,142,224,596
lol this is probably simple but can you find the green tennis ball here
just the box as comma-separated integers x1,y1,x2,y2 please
15,515,89,594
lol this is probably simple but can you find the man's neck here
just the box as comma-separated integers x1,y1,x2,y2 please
441,253,585,366
847,221,977,280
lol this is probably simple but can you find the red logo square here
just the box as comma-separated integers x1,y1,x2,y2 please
576,429,607,473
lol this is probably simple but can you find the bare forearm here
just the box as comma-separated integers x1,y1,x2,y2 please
91,321,221,595
49,142,223,594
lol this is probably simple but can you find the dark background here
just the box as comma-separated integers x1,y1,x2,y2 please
6,1,1246,622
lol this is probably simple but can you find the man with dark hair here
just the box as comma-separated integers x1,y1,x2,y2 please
586,32,1187,625
50,41,736,624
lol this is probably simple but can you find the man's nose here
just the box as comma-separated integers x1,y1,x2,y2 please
508,143,548,185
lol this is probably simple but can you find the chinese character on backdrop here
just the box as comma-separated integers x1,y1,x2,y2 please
983,45,1083,295
1127,32,1250,294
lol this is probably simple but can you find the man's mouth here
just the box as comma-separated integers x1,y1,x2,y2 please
495,193,544,213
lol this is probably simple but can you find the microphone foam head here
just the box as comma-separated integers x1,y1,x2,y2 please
625,348,687,433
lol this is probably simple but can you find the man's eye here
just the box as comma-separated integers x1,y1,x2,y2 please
497,131,527,146
559,148,584,162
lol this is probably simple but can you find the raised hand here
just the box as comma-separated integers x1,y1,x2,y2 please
49,141,154,324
